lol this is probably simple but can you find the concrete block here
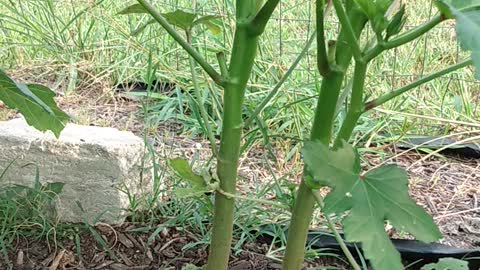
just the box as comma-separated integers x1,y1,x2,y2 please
0,118,151,224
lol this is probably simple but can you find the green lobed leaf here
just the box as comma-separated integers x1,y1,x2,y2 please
301,141,359,189
421,258,469,270
168,158,206,189
0,70,69,137
161,10,197,31
302,141,442,270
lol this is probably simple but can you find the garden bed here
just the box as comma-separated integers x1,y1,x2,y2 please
1,79,479,269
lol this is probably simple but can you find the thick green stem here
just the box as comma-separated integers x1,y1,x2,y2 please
334,62,367,146
249,0,280,36
365,58,472,111
136,0,224,86
282,7,368,269
331,0,363,62
282,181,317,269
206,1,264,269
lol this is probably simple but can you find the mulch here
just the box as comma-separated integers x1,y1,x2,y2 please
2,223,348,270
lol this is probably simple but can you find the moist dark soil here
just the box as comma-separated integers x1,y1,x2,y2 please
1,223,349,270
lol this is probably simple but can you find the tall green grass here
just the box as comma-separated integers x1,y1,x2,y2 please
1,0,477,152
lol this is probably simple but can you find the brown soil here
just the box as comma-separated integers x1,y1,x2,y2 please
1,223,348,270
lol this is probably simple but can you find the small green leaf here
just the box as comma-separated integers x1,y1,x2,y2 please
0,70,70,137
421,258,469,270
161,10,198,31
302,141,442,270
117,3,147,15
169,158,206,188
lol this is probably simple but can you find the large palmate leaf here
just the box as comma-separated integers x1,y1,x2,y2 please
302,141,442,270
436,0,480,79
0,69,69,137
119,4,221,34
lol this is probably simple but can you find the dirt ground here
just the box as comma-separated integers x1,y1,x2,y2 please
3,222,355,270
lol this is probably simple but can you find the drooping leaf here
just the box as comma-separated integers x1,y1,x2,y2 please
421,258,469,270
117,3,147,15
168,158,206,188
302,141,442,270
0,70,69,137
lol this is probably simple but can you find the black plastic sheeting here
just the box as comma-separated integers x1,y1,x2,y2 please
396,136,480,159
257,225,480,270
114,80,179,94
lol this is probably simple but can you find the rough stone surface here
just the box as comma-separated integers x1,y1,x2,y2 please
0,118,152,224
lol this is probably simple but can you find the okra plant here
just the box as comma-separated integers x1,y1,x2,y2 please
122,0,480,269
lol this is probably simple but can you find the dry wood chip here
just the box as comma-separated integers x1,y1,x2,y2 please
118,233,134,249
